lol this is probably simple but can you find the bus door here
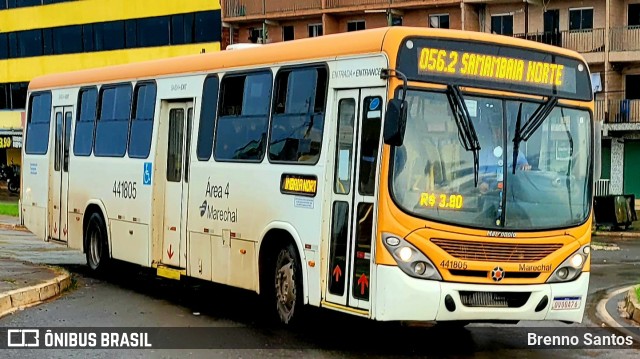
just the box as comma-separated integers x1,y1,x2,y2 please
162,101,193,268
325,88,384,311
49,106,73,242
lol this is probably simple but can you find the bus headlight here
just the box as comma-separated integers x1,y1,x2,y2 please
547,244,590,283
382,233,442,280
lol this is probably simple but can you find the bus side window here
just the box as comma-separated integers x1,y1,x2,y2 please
359,96,382,196
196,75,219,161
269,66,328,164
128,82,157,159
334,99,355,194
215,71,272,162
25,92,52,155
74,87,98,157
94,84,132,157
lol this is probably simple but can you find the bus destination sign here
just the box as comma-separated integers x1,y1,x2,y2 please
397,38,592,101
280,174,318,197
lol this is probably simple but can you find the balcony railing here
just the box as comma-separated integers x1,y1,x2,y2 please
610,26,640,52
326,0,389,7
605,96,640,123
513,28,605,53
595,99,605,123
223,0,322,17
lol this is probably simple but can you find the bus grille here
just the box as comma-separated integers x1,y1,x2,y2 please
430,238,562,263
459,291,530,308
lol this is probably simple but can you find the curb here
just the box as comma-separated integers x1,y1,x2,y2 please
623,286,640,324
0,223,29,232
0,269,72,319
595,285,640,341
593,231,640,238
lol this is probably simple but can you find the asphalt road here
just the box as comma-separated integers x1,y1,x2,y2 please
0,229,639,358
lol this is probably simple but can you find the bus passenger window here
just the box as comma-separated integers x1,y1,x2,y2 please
334,99,355,194
215,71,272,162
166,109,185,182
269,67,328,164
359,96,382,196
74,88,97,156
25,92,52,155
128,83,157,158
94,84,132,157
196,76,219,161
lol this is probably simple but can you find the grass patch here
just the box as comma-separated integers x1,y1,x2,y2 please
0,202,19,217
1,278,16,284
636,286,640,302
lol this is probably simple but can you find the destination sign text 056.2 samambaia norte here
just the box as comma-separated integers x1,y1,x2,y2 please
396,38,592,101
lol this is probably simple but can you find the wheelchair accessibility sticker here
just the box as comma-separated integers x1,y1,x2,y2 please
143,162,152,185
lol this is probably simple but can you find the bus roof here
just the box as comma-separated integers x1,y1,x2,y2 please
28,26,588,91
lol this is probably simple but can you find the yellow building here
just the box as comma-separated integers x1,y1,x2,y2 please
0,0,222,167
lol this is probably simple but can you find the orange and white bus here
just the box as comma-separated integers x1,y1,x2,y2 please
21,26,598,325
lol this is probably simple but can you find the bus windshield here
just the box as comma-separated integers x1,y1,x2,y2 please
390,89,592,231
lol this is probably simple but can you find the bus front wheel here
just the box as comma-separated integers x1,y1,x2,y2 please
85,213,109,272
272,242,303,325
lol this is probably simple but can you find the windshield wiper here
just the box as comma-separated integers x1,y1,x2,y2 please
512,103,523,175
446,85,481,186
512,96,558,174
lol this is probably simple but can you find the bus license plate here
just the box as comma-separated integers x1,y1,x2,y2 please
551,297,581,310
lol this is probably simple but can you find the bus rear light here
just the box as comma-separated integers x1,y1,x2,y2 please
382,233,442,281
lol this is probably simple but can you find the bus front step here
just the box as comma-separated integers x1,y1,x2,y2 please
156,264,185,280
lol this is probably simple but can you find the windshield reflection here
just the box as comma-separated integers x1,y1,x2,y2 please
391,90,592,231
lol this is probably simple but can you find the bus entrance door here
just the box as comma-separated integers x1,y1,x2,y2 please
325,88,384,312
161,102,194,268
49,106,73,242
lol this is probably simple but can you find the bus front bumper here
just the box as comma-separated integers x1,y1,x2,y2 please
374,265,589,323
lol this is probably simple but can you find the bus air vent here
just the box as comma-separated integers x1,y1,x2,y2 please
459,291,530,308
431,238,562,263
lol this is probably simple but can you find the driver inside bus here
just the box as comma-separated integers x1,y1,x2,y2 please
477,108,531,193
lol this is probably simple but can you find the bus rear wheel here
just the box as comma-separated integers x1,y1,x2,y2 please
85,213,109,272
272,243,303,325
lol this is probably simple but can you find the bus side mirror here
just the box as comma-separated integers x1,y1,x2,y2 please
383,99,407,147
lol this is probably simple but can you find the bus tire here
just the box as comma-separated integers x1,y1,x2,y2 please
271,242,304,325
85,213,109,272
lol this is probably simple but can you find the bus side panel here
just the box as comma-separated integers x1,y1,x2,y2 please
21,154,49,240
21,93,54,240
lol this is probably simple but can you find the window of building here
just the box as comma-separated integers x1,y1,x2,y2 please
0,82,28,110
25,92,52,155
0,33,7,59
569,8,593,31
197,75,219,161
10,82,27,109
73,87,98,156
128,82,157,158
308,23,322,37
171,13,195,45
347,20,365,32
0,10,220,60
52,26,83,54
0,84,7,109
125,20,137,48
269,66,328,164
215,71,272,161
429,14,449,29
491,14,513,35
249,27,264,43
629,4,640,26
194,10,218,43
94,84,132,157
283,25,294,41
390,15,403,26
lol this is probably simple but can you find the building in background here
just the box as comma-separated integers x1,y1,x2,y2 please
0,0,222,167
221,0,640,208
